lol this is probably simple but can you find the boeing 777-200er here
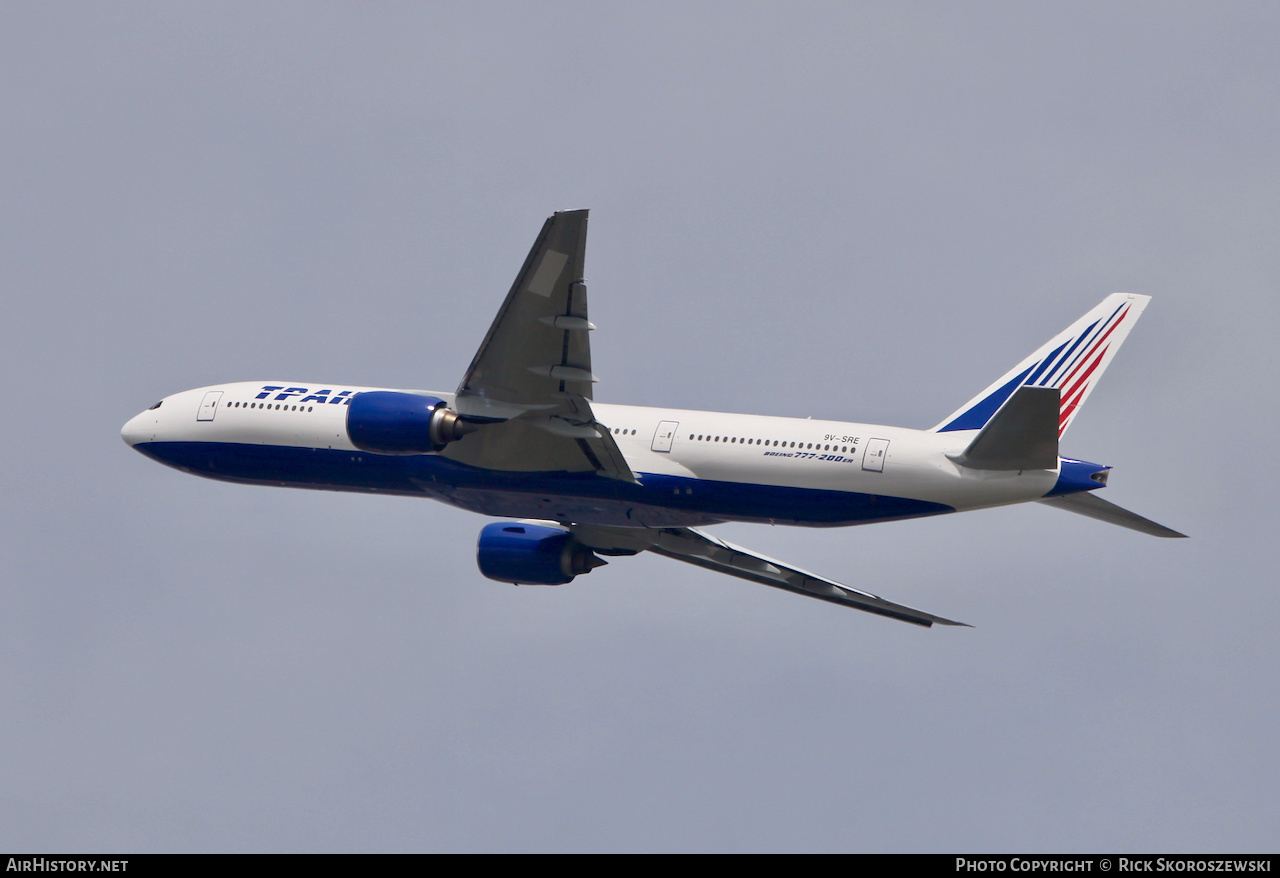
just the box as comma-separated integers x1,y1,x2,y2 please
122,209,1184,627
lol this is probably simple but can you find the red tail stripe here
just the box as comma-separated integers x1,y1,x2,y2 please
1058,385,1088,434
1061,343,1109,414
1056,306,1128,391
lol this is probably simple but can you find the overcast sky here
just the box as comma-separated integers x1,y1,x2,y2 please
2,2,1277,853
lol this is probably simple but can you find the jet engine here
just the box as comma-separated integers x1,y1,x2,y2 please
477,522,607,585
346,391,475,454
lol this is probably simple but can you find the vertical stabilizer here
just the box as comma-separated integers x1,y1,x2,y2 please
932,294,1150,437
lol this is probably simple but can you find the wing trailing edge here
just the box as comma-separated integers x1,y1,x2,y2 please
571,525,968,627
444,209,636,482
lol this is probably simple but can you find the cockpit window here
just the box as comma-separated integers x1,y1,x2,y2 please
148,400,163,410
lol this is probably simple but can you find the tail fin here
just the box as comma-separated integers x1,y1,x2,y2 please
932,294,1150,436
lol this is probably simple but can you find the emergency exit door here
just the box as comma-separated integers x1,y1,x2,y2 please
651,421,679,452
197,390,223,421
862,437,890,472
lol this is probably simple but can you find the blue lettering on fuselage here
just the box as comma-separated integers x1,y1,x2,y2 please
256,386,356,405
274,387,309,401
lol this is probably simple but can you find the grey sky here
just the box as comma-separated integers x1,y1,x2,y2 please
2,2,1277,852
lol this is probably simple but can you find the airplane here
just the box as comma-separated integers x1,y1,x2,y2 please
121,209,1184,628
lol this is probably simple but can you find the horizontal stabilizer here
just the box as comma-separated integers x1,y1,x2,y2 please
1039,492,1187,538
949,386,1059,471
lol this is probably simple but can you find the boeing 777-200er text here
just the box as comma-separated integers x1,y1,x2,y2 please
122,209,1184,627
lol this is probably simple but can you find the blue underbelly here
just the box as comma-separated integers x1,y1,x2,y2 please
135,441,954,528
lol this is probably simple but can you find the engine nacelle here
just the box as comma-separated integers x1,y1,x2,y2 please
346,391,474,454
477,522,607,585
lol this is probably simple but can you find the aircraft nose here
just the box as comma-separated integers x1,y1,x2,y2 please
121,409,154,447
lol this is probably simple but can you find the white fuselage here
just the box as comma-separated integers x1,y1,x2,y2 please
122,381,1061,529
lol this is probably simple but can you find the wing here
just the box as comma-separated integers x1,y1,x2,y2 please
571,524,968,627
447,210,634,481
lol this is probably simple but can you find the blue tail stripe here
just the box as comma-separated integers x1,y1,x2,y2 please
1037,318,1099,386
1042,302,1124,386
938,365,1036,432
1025,340,1068,387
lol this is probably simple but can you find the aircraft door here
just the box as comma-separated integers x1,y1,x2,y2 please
862,437,889,472
197,390,224,422
651,420,679,453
